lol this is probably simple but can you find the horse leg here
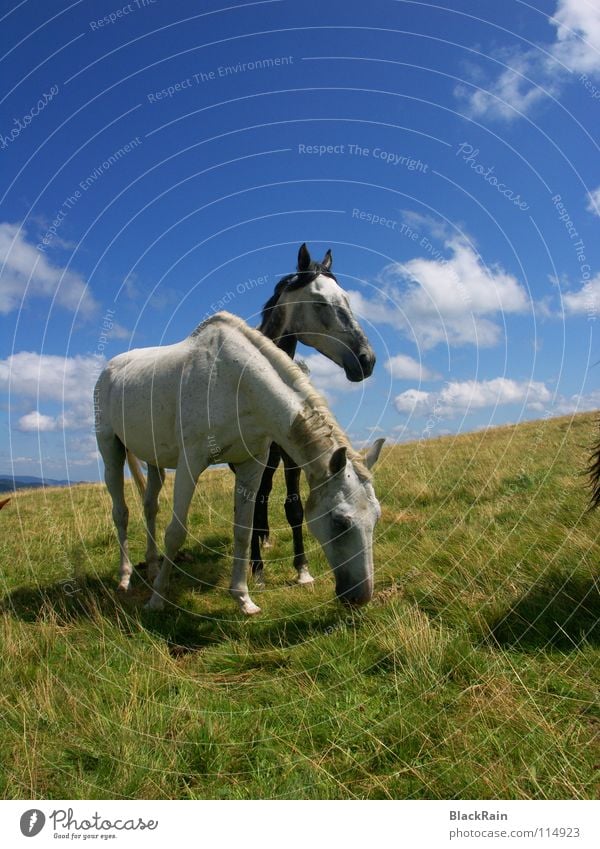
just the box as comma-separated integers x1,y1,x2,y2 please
100,436,133,592
282,452,314,586
144,464,165,582
231,457,268,615
146,456,205,611
249,521,265,589
251,442,281,584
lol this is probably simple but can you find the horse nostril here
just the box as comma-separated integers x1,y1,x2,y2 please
338,583,373,606
343,593,370,607
358,351,375,374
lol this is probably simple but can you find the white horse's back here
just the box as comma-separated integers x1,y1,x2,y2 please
94,314,305,469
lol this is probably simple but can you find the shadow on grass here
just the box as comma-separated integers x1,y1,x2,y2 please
486,572,600,651
1,535,230,650
1,534,348,655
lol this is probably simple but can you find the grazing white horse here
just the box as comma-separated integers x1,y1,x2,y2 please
94,312,382,614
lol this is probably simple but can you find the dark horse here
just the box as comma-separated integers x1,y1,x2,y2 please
248,243,378,586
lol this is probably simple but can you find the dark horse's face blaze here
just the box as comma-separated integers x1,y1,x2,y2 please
259,244,376,382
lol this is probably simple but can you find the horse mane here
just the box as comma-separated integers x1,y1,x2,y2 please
190,311,371,482
588,423,600,509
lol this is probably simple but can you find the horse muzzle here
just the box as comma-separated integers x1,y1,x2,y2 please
336,576,374,606
343,348,376,382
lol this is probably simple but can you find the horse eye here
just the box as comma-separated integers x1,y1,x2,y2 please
335,307,351,328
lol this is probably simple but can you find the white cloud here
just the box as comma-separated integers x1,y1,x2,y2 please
395,378,552,417
456,1,600,120
398,210,454,241
550,0,600,73
17,410,58,432
394,388,431,414
385,353,439,380
349,238,529,349
0,222,98,316
67,433,100,465
586,186,600,216
563,273,600,317
109,322,132,341
551,388,600,415
0,351,104,432
455,50,553,122
348,289,395,327
0,351,103,406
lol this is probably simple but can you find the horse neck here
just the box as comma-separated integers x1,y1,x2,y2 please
278,402,336,486
275,334,297,359
226,313,332,483
242,358,331,484
259,309,297,359
244,370,331,485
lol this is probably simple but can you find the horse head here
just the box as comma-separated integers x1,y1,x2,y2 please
304,440,383,606
260,244,376,381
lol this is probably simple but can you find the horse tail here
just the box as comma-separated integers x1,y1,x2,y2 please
126,450,146,500
588,425,600,510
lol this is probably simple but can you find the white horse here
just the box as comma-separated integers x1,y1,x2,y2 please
94,312,382,614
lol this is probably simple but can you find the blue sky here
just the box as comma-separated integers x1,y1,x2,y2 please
1,0,599,480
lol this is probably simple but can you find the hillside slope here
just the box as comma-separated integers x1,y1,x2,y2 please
0,412,598,799
0,475,77,493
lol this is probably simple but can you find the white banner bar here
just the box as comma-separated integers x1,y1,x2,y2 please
0,800,598,848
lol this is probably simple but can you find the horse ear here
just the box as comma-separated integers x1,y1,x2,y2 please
322,249,333,271
329,446,347,476
363,438,385,470
298,243,311,272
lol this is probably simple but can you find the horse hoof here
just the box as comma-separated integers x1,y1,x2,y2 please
296,569,314,587
116,581,131,593
176,550,194,563
252,571,266,590
145,594,164,611
241,600,261,615
262,537,274,550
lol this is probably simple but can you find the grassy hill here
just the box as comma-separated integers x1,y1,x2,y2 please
0,412,598,799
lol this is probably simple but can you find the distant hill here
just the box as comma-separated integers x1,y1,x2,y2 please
0,475,83,493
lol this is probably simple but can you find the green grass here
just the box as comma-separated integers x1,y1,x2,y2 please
0,412,598,799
